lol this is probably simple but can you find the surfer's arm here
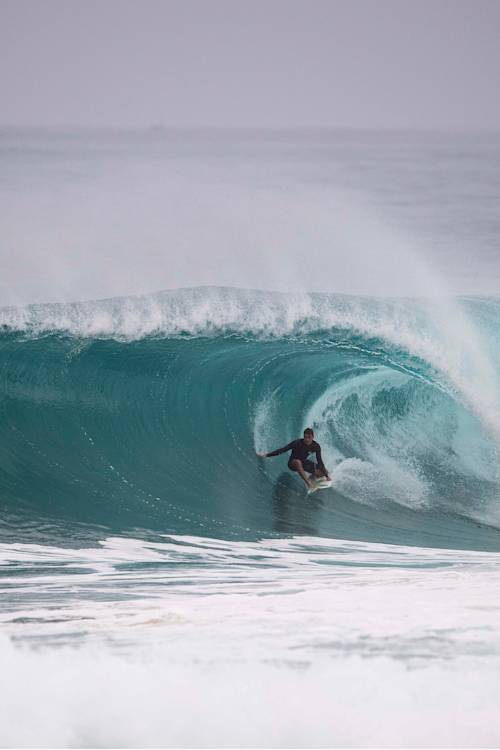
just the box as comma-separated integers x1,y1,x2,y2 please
258,441,294,458
315,446,329,477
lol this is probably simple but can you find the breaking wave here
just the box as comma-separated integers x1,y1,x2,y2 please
1,287,500,550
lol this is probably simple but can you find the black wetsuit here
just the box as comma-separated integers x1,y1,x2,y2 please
266,439,328,476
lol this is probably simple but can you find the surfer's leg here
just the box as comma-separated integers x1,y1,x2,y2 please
288,458,313,488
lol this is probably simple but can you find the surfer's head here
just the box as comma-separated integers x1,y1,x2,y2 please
303,427,314,445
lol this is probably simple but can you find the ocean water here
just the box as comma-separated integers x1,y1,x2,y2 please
1,129,500,748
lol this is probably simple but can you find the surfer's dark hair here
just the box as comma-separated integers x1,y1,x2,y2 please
303,427,314,437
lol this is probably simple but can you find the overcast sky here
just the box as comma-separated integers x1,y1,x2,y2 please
2,0,500,130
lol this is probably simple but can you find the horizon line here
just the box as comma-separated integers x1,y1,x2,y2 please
2,123,500,136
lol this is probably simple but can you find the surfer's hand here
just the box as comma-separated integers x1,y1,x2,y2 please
256,452,267,458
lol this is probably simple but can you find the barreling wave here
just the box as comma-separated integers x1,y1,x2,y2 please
1,287,500,550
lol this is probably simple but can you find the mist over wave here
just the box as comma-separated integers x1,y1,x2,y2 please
2,128,500,308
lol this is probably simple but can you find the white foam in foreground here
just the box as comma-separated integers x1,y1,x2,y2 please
2,637,499,748
1,535,500,747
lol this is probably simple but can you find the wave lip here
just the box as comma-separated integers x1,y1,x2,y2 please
0,285,463,340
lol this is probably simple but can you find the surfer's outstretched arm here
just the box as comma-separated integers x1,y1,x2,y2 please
257,442,294,458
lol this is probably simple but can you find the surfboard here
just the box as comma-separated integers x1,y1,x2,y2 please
307,477,332,495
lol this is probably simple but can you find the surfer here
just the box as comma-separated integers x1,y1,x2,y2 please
257,428,330,490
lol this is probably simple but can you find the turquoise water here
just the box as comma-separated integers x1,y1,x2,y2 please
2,288,500,551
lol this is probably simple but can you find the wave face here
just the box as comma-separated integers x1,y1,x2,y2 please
1,287,500,550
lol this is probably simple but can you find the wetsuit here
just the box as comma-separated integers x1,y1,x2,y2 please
266,439,328,477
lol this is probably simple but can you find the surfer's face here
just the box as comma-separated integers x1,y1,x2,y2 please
303,433,313,446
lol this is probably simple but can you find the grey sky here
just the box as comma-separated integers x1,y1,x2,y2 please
2,0,500,129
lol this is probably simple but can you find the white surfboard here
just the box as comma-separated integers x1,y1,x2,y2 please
307,477,332,495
